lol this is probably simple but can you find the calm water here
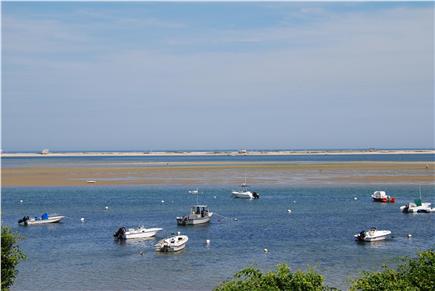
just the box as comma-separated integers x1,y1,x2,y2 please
2,185,434,290
2,153,434,168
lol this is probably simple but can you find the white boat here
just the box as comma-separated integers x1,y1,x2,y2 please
177,205,213,225
400,199,434,213
354,227,392,242
18,213,64,226
113,226,163,240
400,187,434,213
232,181,260,199
371,191,395,203
155,234,188,252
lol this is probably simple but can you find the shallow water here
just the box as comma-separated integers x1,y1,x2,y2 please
2,185,434,290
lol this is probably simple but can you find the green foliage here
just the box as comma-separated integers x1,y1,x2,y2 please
350,250,435,291
1,226,26,291
214,264,334,291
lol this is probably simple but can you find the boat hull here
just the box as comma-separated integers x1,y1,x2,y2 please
19,216,64,226
232,191,259,199
155,235,188,252
176,213,213,225
124,228,162,239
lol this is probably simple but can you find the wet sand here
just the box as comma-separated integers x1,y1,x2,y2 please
2,161,434,187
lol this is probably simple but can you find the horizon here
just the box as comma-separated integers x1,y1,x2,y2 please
2,2,434,151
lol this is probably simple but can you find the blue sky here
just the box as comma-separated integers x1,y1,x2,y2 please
2,2,434,151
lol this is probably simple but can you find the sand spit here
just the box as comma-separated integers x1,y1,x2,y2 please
2,161,434,187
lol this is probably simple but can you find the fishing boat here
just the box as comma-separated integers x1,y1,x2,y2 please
354,227,391,242
371,191,395,203
155,233,188,252
232,179,260,199
176,205,213,225
18,213,64,226
113,226,163,240
400,200,434,213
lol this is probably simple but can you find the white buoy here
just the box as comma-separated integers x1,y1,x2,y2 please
19,200,23,203
105,206,109,210
264,248,269,253
80,217,85,222
288,209,292,213
234,218,238,221
293,200,296,203
213,196,217,199
206,239,210,245
161,200,165,204
407,234,412,238
354,197,358,200
177,231,181,235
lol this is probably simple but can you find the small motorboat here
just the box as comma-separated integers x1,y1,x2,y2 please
371,191,395,203
354,227,392,242
400,199,434,213
113,226,163,240
232,182,260,199
18,213,64,226
155,233,188,252
177,205,213,225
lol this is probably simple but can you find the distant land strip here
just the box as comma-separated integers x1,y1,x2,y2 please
2,149,435,158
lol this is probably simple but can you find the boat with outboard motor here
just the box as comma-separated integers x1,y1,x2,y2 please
177,205,213,225
154,233,188,252
232,181,259,199
400,199,434,213
371,191,395,203
113,226,163,240
18,213,64,226
354,227,391,242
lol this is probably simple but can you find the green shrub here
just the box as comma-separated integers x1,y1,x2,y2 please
1,226,26,291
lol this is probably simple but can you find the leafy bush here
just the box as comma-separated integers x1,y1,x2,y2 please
1,226,26,291
350,249,435,291
214,264,334,291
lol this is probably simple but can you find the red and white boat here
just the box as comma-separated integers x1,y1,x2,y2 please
371,191,395,203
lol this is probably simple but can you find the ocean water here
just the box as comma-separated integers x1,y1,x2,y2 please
2,153,435,168
2,184,434,290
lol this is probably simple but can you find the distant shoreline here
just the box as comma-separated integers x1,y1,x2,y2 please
1,149,434,158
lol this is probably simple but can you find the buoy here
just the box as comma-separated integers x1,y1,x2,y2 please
264,248,269,253
293,200,296,203
407,234,412,238
213,196,217,199
234,218,238,221
105,206,109,210
177,231,181,235
19,200,23,203
288,209,292,213
354,197,358,200
206,239,210,245
80,217,85,222
161,200,165,204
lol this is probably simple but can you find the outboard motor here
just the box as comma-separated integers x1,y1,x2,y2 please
252,192,260,199
357,231,366,241
18,216,30,224
113,227,126,240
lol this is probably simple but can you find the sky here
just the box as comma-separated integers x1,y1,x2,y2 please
2,2,434,151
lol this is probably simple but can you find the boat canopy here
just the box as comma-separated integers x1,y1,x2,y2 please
414,199,422,206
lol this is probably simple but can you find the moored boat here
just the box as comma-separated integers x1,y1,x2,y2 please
232,182,260,199
371,191,395,203
177,205,213,225
18,213,64,226
400,199,434,213
154,233,188,252
354,227,391,242
113,226,163,240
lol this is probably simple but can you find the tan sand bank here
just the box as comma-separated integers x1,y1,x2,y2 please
2,161,434,187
